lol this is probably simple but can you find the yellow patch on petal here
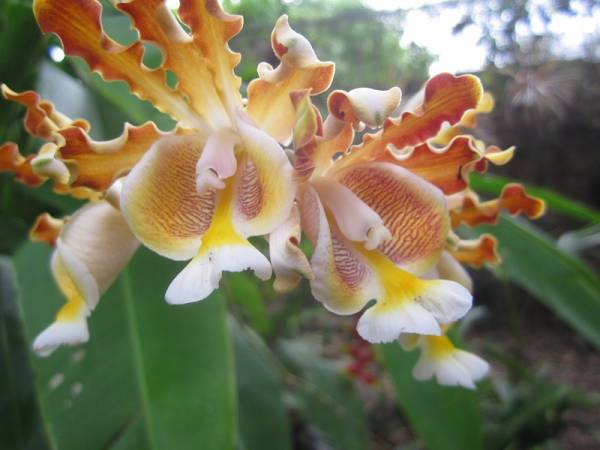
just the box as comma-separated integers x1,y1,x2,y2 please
424,334,456,359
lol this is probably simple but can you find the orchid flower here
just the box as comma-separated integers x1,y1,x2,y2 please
0,0,546,390
1,0,334,354
285,74,544,386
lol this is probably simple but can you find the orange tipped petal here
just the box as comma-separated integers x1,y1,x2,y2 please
0,142,45,187
336,73,482,168
57,122,166,192
30,213,65,246
451,184,546,228
33,0,204,129
117,0,240,126
334,162,449,275
246,15,335,144
1,85,89,140
450,234,500,268
381,136,514,195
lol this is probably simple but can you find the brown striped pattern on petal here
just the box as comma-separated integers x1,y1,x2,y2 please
121,134,215,260
336,162,449,275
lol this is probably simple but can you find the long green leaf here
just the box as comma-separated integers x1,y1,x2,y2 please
13,244,236,450
379,343,483,450
478,216,600,348
231,320,292,450
470,173,600,223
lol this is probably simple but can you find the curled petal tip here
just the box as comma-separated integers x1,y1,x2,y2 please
364,225,392,251
32,318,89,357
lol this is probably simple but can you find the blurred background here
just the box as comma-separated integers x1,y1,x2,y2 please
1,0,599,449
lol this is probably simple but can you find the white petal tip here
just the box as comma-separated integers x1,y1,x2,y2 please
357,301,441,344
419,280,473,324
32,319,89,357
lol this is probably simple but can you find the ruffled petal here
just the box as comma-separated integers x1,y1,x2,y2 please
334,162,449,275
33,0,205,129
335,73,482,168
381,135,515,195
57,122,166,192
450,234,500,268
30,213,65,246
269,205,313,293
246,15,334,143
328,87,402,129
117,0,242,126
33,200,139,356
121,134,216,260
1,84,89,140
0,142,45,187
451,184,545,228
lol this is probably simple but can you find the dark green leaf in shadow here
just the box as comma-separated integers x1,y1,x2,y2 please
378,343,483,450
477,216,600,349
278,339,370,450
231,319,292,450
14,244,236,450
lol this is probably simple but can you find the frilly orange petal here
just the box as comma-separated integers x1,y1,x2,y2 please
246,15,335,144
451,184,546,227
116,0,239,126
30,213,65,246
291,90,353,180
381,135,515,195
0,142,45,187
33,0,204,129
57,122,166,192
2,85,89,140
336,73,482,169
450,234,500,268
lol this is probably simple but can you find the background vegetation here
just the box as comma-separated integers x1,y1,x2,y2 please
1,0,599,449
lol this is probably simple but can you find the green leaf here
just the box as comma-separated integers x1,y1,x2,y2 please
13,244,236,450
231,320,292,450
469,173,600,224
478,216,600,349
226,273,272,338
278,339,370,450
0,257,51,450
379,343,483,450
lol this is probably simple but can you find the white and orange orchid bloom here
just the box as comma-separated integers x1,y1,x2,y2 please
1,0,335,353
1,0,546,388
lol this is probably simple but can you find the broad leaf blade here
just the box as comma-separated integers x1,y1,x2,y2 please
478,216,600,349
14,244,236,450
379,343,483,450
231,320,292,450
